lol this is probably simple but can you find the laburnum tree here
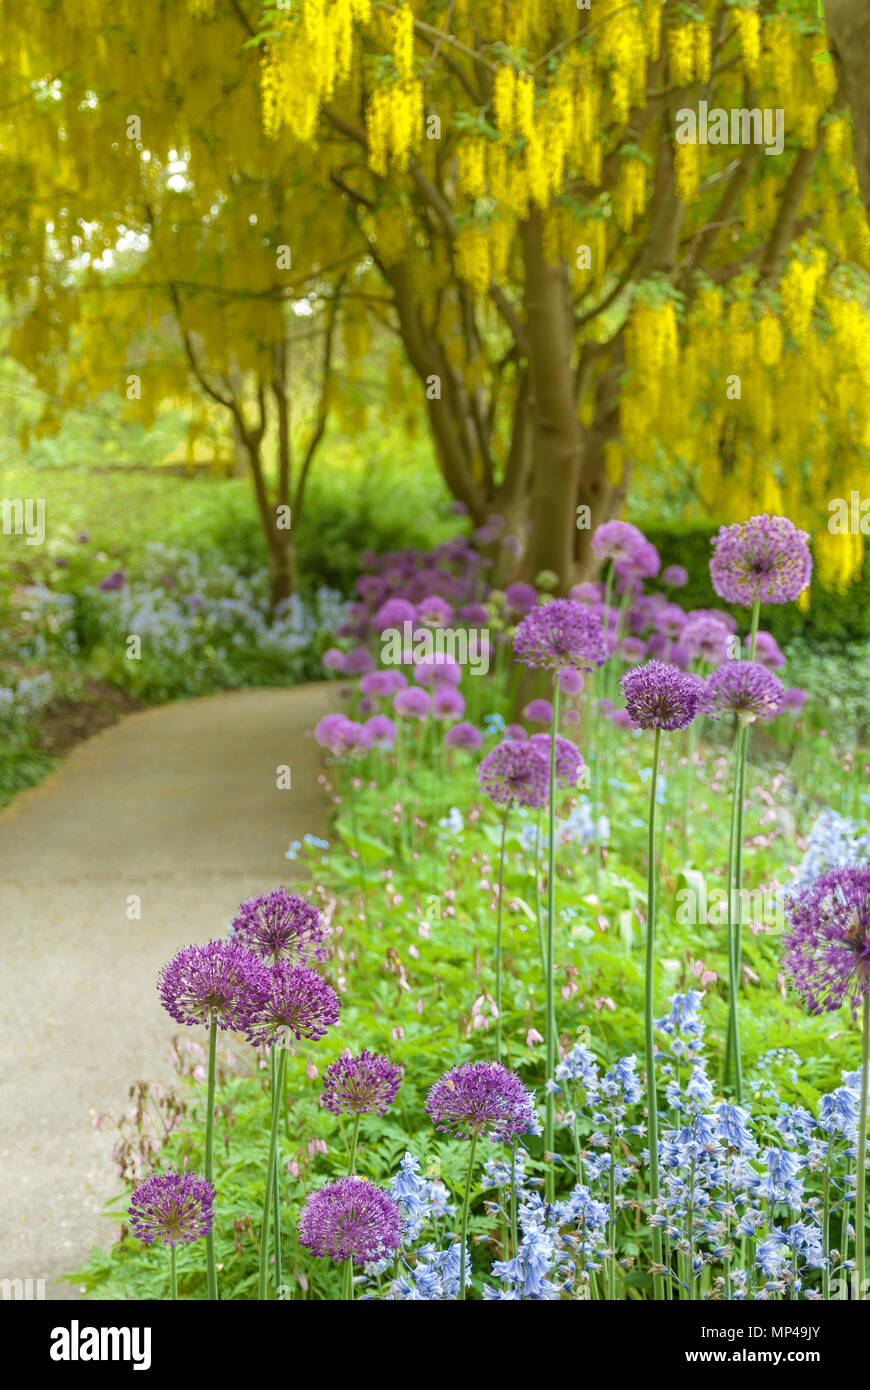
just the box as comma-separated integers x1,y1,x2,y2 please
5,0,870,597
0,3,355,602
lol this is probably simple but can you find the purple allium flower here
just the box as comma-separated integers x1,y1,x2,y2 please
528,733,584,787
655,603,687,641
248,962,340,1048
690,606,738,633
374,598,416,632
77,531,90,543
298,1178,402,1265
523,698,553,725
747,630,786,670
619,636,648,663
314,714,352,754
394,687,431,719
503,582,538,617
365,714,397,747
703,660,785,724
98,569,126,591
783,866,870,1015
432,686,465,722
609,708,635,729
445,721,483,751
502,723,528,741
513,599,607,672
569,581,604,606
425,1061,536,1142
321,1050,402,1116
662,564,689,587
417,595,453,627
129,1171,215,1247
322,648,346,674
783,687,807,712
477,740,548,808
159,940,269,1032
359,670,395,698
459,602,489,625
474,513,505,546
558,667,585,694
591,521,648,569
620,661,704,732
230,889,326,966
331,720,371,757
682,615,733,665
414,657,462,687
710,514,812,607
343,647,376,675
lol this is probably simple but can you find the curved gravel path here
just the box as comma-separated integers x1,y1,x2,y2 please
0,682,336,1298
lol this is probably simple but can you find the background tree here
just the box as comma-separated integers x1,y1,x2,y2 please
5,0,870,597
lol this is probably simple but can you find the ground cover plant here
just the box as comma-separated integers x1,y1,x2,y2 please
70,513,870,1301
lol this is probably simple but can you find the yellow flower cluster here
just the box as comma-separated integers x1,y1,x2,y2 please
366,80,424,174
780,250,827,342
455,223,492,294
457,139,487,199
733,8,760,80
674,141,701,205
614,158,647,233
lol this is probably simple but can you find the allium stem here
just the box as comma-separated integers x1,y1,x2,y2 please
341,1256,353,1301
725,724,748,1102
347,1112,361,1177
458,1131,479,1301
644,725,665,1301
204,1021,218,1301
170,1244,177,1302
858,994,869,1293
270,1051,283,1293
495,804,511,1064
510,1146,518,1255
258,1047,287,1300
544,685,561,1204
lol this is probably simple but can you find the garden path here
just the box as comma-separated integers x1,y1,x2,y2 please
0,682,337,1298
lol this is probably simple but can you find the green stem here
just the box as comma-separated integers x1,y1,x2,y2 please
495,804,511,1064
510,1146,519,1255
458,1132,479,1301
730,723,749,1102
347,1112,361,1177
349,786,370,927
204,1022,218,1301
270,1051,283,1295
257,1048,287,1300
644,725,665,1301
544,684,561,1203
857,994,869,1293
170,1244,178,1301
342,1256,354,1301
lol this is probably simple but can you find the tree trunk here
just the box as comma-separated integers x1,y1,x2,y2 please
825,0,870,224
520,210,583,590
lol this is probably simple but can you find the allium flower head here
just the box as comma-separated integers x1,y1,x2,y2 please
321,1050,402,1116
682,614,733,665
477,740,548,808
159,939,269,1031
591,521,648,569
710,514,812,607
703,660,785,724
298,1177,402,1265
248,962,340,1048
129,1170,215,1247
425,1061,536,1142
513,599,607,672
230,889,326,966
528,732,583,788
620,661,704,732
445,720,483,750
784,865,870,1016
